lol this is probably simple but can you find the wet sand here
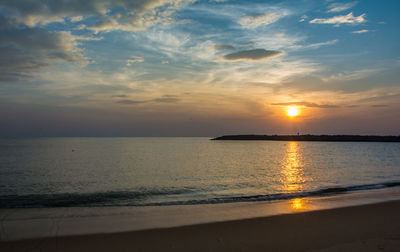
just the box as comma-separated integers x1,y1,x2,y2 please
1,200,400,252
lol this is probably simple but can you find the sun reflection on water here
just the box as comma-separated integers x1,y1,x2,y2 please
281,142,309,211
282,142,305,191
290,198,307,211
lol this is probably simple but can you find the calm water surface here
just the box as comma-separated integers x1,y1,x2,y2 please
1,137,399,208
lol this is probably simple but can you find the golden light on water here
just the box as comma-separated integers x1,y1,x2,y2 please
290,198,305,210
281,142,304,192
281,142,309,211
286,106,299,118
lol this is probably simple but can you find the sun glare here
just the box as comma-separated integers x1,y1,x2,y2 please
287,106,299,117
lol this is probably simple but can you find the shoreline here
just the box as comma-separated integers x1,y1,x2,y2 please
2,199,400,251
2,186,400,242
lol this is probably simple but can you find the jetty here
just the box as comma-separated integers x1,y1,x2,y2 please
211,135,400,142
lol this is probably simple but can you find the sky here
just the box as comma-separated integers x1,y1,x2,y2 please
0,0,399,137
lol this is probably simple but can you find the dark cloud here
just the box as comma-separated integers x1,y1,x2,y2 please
213,44,235,51
272,101,339,108
0,72,32,82
371,104,388,108
0,0,191,82
0,14,86,82
116,95,180,105
0,0,189,30
153,97,180,103
115,99,147,104
112,94,129,98
221,49,283,61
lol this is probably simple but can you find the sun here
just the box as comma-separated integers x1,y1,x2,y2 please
287,106,299,117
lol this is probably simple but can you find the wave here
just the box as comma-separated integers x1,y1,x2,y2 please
1,181,400,208
0,187,196,208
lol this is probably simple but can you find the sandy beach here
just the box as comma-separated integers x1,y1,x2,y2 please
2,200,400,252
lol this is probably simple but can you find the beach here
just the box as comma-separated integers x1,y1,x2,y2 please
2,200,400,252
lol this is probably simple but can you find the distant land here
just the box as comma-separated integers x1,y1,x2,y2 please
212,135,400,142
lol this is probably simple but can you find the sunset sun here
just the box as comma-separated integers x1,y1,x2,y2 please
287,106,299,117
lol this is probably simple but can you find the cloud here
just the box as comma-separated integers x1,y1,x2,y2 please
238,12,282,28
307,39,339,48
371,104,388,108
69,16,84,22
0,14,89,82
116,95,180,105
322,69,379,82
292,39,339,50
327,2,357,13
0,0,194,83
239,42,255,48
0,0,193,31
299,15,308,22
153,96,180,103
220,49,283,61
272,102,339,108
352,29,369,34
142,29,191,59
126,56,144,66
213,44,235,51
310,12,366,25
209,58,319,86
115,99,147,104
358,94,400,103
112,94,129,98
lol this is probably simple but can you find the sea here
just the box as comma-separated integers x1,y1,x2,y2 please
1,137,400,239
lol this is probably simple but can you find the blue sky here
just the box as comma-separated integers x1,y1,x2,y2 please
0,0,399,136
